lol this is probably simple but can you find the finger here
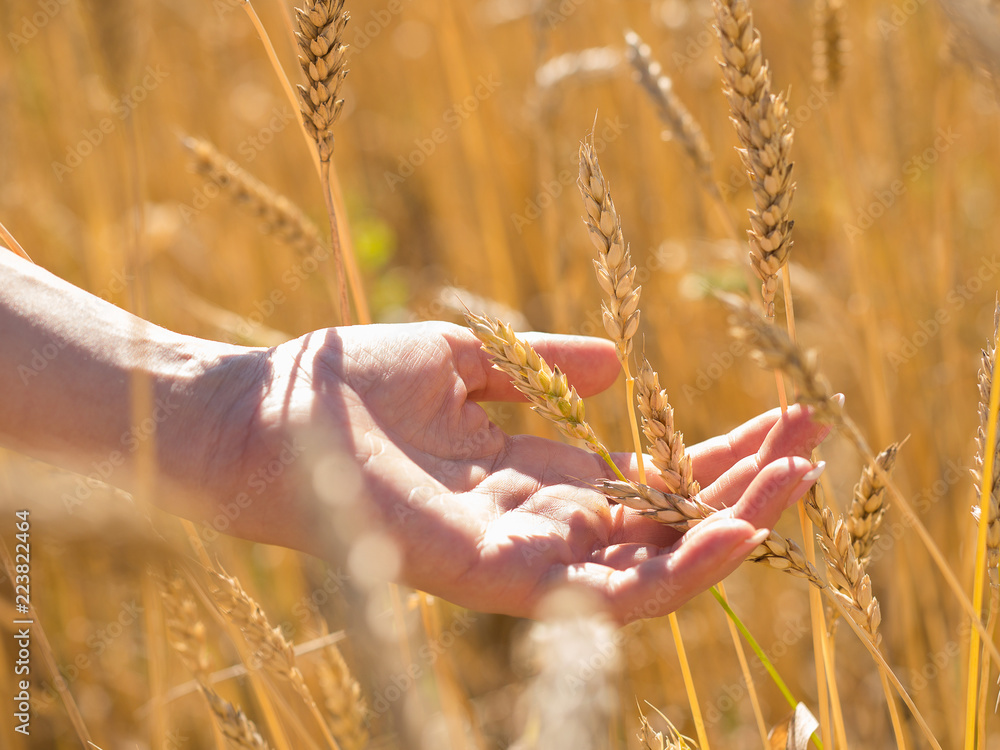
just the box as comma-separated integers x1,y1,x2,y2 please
552,520,767,623
689,403,830,486
689,457,823,536
445,325,620,402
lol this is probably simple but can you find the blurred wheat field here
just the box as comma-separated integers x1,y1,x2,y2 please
4,0,1000,747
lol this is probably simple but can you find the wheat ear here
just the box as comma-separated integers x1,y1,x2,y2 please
848,441,901,566
804,493,882,646
813,0,847,88
183,136,323,257
296,0,352,325
635,358,700,498
712,0,796,319
465,312,622,478
625,31,714,182
158,571,210,681
317,644,370,750
200,684,274,750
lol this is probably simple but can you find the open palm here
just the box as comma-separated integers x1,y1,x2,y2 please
222,321,826,623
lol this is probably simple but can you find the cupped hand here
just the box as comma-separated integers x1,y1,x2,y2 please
197,321,828,623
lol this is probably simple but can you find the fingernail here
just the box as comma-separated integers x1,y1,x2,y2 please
729,528,770,563
832,393,845,407
802,461,826,483
747,528,770,546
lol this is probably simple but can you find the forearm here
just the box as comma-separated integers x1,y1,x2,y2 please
0,251,249,497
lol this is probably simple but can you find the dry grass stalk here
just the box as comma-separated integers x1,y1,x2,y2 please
813,0,848,88
159,571,210,680
206,568,316,707
535,47,623,92
721,293,843,424
599,478,825,586
974,300,1000,587
200,684,274,750
635,358,700,498
578,134,641,361
624,31,714,181
183,136,323,257
465,312,615,462
804,491,883,647
296,0,349,164
712,0,796,318
848,441,901,566
317,644,370,750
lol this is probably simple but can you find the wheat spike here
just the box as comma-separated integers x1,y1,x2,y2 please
465,312,614,461
813,0,848,88
712,0,796,318
625,31,714,180
318,644,370,750
848,441,901,566
200,684,274,750
637,702,698,749
296,0,350,162
578,134,641,361
721,293,843,424
158,571,210,680
635,358,700,498
805,491,883,646
974,300,1000,587
207,568,316,707
183,136,323,256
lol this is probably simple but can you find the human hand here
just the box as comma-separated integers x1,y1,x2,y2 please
177,321,828,622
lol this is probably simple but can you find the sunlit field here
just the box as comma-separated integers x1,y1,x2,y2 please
3,0,1000,747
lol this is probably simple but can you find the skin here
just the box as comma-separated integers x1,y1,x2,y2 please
0,251,829,623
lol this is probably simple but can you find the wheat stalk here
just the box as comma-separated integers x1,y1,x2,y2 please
635,358,700,498
625,31,714,181
201,684,274,750
712,0,796,319
183,136,323,257
848,441,901,566
578,134,641,361
465,312,621,476
317,645,370,750
535,47,623,92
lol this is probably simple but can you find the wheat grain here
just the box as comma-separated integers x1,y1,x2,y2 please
296,0,349,163
745,529,826,587
200,684,274,750
848,442,901,566
813,0,848,88
317,644,370,750
805,491,883,646
183,136,323,257
578,134,641,360
712,0,796,318
625,31,714,180
635,358,700,498
974,300,1000,587
207,568,316,707
465,312,615,461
